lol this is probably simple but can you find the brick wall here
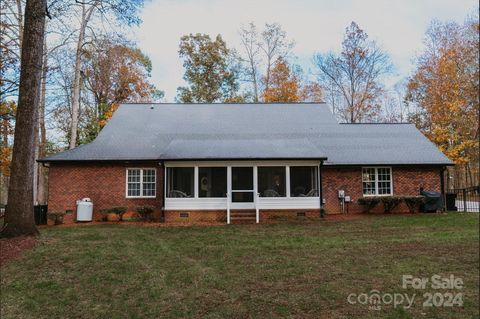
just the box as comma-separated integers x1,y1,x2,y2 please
322,166,442,214
47,162,443,223
48,162,164,222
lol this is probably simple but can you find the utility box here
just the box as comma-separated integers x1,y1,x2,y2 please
76,198,93,222
445,193,457,211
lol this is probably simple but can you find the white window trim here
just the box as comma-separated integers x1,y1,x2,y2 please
362,167,393,197
125,168,157,198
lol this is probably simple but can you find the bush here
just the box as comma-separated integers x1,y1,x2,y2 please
403,196,424,213
380,196,403,213
136,205,155,222
47,211,66,225
99,208,110,221
110,206,128,221
100,206,128,221
358,197,380,213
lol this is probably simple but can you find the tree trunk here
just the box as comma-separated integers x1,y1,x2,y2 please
0,117,9,205
1,0,46,237
69,4,94,149
37,36,48,205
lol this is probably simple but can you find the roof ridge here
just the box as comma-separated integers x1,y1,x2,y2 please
118,102,327,105
339,122,413,125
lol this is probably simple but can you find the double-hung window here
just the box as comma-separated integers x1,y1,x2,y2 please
362,167,392,196
127,168,156,198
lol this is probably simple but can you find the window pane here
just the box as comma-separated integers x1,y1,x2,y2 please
290,166,319,197
258,167,286,197
232,167,253,190
167,167,194,197
199,167,227,197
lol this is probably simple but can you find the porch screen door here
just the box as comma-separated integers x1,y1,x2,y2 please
231,167,254,208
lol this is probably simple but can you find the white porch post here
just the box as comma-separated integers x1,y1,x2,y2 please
227,166,231,224
254,166,259,223
227,193,231,224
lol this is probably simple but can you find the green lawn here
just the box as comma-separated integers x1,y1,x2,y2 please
1,213,479,319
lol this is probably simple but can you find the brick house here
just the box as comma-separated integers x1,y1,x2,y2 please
40,103,452,223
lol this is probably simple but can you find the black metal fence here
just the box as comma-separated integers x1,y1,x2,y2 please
0,204,48,225
447,186,480,212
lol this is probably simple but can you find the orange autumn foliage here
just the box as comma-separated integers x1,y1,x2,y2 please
406,18,479,165
262,57,322,103
0,100,16,176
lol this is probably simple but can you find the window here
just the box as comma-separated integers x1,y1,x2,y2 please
290,166,319,197
199,167,227,197
362,167,392,196
167,167,194,198
258,166,286,197
127,169,156,197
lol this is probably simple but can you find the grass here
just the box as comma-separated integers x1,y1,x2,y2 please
1,213,478,319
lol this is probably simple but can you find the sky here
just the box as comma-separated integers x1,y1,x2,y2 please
134,0,477,101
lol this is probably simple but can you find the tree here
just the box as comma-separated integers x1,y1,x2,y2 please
238,23,261,102
237,22,294,101
406,16,479,188
1,0,47,237
68,0,145,150
176,33,240,103
313,22,393,122
0,0,24,99
260,23,294,94
262,57,322,103
80,37,163,142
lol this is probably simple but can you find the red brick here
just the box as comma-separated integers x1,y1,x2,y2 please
48,162,164,222
322,166,442,214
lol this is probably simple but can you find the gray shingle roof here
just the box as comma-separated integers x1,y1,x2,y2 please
41,103,452,165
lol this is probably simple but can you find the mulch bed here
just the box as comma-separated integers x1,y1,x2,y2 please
0,235,37,266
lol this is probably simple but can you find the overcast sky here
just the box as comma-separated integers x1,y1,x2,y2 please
133,0,477,101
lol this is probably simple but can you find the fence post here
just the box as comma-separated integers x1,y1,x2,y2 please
463,188,467,212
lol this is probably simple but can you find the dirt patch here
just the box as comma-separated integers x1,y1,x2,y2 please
0,235,37,266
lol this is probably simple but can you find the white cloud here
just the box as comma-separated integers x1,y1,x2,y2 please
135,0,477,101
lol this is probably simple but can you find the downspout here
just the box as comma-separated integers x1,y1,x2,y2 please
160,161,165,222
319,160,324,218
440,166,446,212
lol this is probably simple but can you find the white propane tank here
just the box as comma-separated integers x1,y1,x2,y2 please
76,198,93,222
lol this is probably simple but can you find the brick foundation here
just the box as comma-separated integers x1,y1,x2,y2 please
164,210,226,223
322,166,442,214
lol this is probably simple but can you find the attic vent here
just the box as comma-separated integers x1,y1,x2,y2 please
297,212,306,217
180,212,189,218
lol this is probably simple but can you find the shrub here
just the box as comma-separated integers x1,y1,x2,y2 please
358,197,380,213
136,205,156,222
47,211,66,225
110,206,128,221
380,196,403,213
403,196,424,213
99,208,110,221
